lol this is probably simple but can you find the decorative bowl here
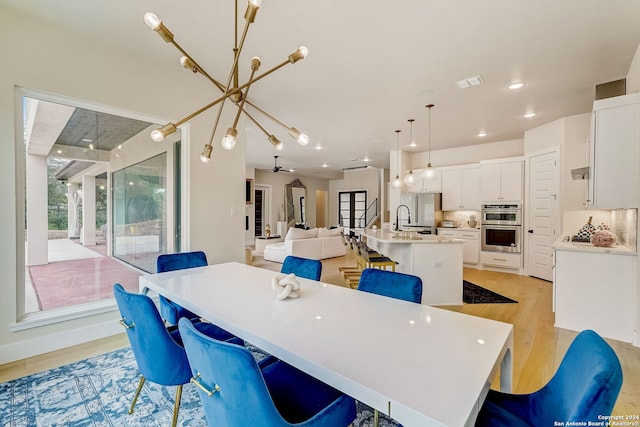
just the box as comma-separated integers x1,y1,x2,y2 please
590,230,617,247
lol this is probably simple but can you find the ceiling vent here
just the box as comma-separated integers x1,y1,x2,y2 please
456,75,483,89
342,165,371,172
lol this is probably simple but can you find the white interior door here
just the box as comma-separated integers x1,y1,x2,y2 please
527,148,559,281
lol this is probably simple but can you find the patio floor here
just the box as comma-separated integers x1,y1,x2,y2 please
26,239,144,313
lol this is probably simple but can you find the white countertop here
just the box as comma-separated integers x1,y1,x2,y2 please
361,229,464,244
553,236,637,256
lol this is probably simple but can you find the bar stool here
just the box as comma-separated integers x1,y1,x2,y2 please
358,244,397,272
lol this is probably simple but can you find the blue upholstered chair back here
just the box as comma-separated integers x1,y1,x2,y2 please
112,283,192,386
179,318,355,426
532,329,622,422
281,256,322,281
179,318,286,426
157,251,208,273
476,329,623,426
357,268,422,303
156,251,208,325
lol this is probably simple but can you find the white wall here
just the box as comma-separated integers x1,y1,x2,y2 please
254,170,330,230
627,43,640,94
0,6,246,362
328,168,381,226
410,139,524,169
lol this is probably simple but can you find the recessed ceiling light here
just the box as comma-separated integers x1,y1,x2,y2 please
477,131,487,137
523,111,537,118
322,163,328,168
315,145,322,150
508,81,525,90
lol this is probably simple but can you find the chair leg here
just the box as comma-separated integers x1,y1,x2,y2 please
128,375,146,414
171,384,183,427
373,409,380,427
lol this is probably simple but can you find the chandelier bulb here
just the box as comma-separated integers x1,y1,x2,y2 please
289,46,309,64
150,123,177,142
288,127,309,145
251,56,262,71
150,129,165,142
180,56,198,73
249,0,262,6
143,12,161,30
297,133,309,146
221,128,238,150
200,144,213,163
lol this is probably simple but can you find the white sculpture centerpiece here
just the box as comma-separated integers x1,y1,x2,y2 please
271,273,301,300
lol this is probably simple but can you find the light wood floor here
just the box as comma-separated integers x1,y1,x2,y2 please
2,250,639,418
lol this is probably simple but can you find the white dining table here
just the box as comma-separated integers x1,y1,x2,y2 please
139,261,513,427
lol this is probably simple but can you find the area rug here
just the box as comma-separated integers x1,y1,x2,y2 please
463,280,517,304
0,347,400,427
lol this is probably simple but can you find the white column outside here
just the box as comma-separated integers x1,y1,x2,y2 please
26,153,49,266
81,175,96,246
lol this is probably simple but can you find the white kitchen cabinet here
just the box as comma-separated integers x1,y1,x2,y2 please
480,160,523,202
480,251,522,269
554,247,636,343
441,166,480,211
589,93,640,208
437,228,480,264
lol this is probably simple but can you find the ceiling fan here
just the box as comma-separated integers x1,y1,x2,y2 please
272,155,292,173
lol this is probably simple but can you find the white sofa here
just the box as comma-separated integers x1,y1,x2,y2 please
263,227,346,263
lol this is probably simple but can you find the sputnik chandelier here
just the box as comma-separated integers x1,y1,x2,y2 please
144,0,309,163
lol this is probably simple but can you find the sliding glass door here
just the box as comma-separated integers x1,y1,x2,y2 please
112,154,168,273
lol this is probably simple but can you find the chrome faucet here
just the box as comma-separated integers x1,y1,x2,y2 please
395,204,411,231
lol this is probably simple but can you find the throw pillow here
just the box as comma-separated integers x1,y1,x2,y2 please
317,226,344,237
285,227,318,241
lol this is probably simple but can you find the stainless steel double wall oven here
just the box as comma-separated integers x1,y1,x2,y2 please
481,203,522,253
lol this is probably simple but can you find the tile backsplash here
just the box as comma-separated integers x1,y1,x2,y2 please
442,210,481,228
611,208,637,249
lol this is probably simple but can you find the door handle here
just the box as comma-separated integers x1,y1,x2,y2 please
528,229,534,234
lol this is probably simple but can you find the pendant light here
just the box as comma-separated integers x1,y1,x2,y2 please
423,104,436,180
391,129,403,189
403,119,417,186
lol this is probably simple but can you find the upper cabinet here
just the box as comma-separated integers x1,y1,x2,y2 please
441,166,480,211
480,160,523,202
589,93,640,209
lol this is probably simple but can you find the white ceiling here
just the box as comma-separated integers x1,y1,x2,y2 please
3,0,640,179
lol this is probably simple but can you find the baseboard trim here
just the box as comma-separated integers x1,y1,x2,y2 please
0,320,122,365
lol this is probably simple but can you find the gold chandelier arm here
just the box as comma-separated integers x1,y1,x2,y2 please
231,58,260,128
206,6,256,146
242,109,283,150
173,55,300,128
242,109,269,137
179,53,226,92
244,100,287,129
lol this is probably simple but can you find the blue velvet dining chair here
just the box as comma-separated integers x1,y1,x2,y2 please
156,251,208,325
356,268,422,427
475,329,623,427
281,255,322,281
357,268,422,303
113,283,241,427
178,317,356,427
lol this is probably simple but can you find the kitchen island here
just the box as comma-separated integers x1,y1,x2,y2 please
358,229,464,305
